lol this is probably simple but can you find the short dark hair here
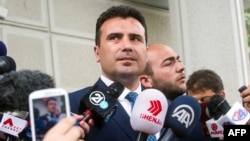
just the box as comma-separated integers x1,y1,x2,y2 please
186,69,224,94
95,5,147,46
45,97,57,106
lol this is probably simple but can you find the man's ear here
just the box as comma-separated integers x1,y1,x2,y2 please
139,75,153,88
220,90,226,98
94,45,100,62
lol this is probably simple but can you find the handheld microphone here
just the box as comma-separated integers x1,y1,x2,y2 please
0,41,7,56
159,95,201,141
206,94,250,138
207,94,250,125
0,69,55,141
78,82,124,128
0,56,16,75
206,94,230,120
130,89,168,141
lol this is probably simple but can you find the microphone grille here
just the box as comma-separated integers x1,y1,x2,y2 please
0,56,16,74
207,94,230,120
0,41,7,56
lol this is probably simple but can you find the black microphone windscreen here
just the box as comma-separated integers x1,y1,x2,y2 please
0,41,7,56
207,94,231,120
164,95,201,137
0,56,16,74
0,69,55,112
78,81,124,128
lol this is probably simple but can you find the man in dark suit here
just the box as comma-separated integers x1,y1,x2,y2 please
36,98,63,140
69,5,148,141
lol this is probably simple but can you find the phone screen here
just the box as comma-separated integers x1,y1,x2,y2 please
29,88,70,141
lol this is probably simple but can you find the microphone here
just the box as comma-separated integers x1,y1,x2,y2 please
159,95,201,141
0,41,7,56
206,94,230,120
0,113,28,138
78,81,124,128
0,69,55,112
0,41,15,76
206,94,250,138
130,89,168,141
207,94,250,125
205,117,224,138
0,56,16,75
0,69,55,140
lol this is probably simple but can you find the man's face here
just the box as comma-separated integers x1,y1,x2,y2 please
47,100,57,113
94,17,147,82
148,46,186,100
188,89,215,104
187,89,224,104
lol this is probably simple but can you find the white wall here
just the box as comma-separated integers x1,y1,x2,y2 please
0,0,170,92
1,0,249,105
169,0,250,104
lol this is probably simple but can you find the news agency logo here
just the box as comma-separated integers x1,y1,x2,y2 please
0,114,27,137
89,91,105,105
3,118,13,126
210,123,223,135
231,108,248,121
2,118,23,133
171,104,194,128
224,125,250,140
147,100,162,116
139,100,163,125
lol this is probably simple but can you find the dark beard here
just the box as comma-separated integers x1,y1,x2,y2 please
152,79,185,100
163,88,184,100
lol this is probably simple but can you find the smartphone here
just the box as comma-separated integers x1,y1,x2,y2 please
29,88,70,141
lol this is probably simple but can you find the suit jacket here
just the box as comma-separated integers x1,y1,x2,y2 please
173,121,215,141
36,113,58,139
69,78,139,141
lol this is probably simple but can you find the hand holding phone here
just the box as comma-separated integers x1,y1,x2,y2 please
29,88,70,141
43,117,85,141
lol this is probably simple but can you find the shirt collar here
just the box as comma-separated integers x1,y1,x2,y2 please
100,75,142,100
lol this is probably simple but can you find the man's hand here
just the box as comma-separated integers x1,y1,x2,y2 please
43,117,85,141
240,85,250,113
71,113,94,134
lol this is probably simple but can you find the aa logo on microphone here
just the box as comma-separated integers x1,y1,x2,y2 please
147,100,162,116
89,91,105,105
172,104,195,128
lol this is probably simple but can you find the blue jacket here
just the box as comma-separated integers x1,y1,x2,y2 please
69,78,139,141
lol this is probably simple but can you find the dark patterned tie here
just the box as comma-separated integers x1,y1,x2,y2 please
125,92,157,141
147,134,157,141
125,92,138,108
